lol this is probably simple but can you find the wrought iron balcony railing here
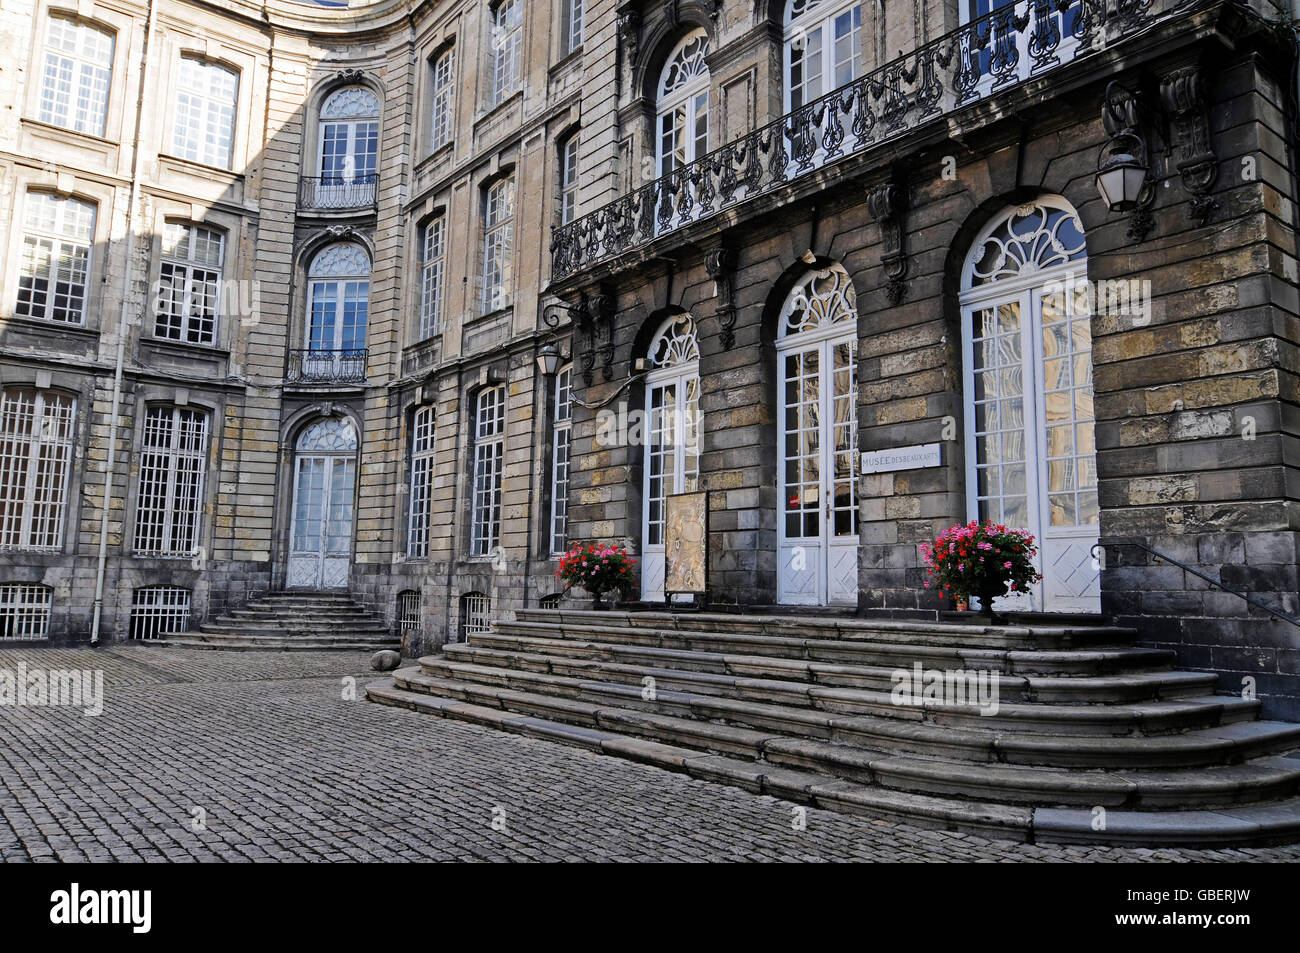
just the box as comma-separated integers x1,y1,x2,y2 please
287,348,368,384
298,174,378,211
550,0,1169,281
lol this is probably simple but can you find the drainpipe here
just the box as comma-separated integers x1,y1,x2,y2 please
90,0,157,646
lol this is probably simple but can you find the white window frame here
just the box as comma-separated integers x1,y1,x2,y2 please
407,405,436,559
471,386,506,557
16,191,96,325
482,177,514,314
490,0,523,106
0,387,76,551
38,14,114,136
656,29,711,178
430,48,455,150
155,222,224,346
306,243,371,352
172,56,238,169
0,584,52,640
419,216,446,339
133,405,209,556
560,135,580,226
783,0,862,112
129,586,192,640
550,364,572,554
317,87,380,184
564,0,584,54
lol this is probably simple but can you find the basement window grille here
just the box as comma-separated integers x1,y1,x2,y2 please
459,591,490,642
129,586,192,640
0,583,52,640
398,590,422,639
540,593,562,610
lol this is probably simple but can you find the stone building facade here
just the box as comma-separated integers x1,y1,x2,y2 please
2,0,1299,715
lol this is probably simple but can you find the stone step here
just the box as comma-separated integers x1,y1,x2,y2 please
409,658,1300,769
443,642,1256,734
447,640,1214,706
187,591,392,651
366,676,1300,846
512,609,1140,650
164,634,397,652
479,625,1175,677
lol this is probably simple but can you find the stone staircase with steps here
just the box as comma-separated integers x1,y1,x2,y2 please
367,608,1300,846
164,592,398,651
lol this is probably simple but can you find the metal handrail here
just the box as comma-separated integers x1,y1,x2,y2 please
1092,541,1300,628
298,174,378,211
550,0,1178,281
286,348,368,383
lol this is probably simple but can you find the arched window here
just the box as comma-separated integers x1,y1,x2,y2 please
550,364,573,554
129,586,192,640
0,583,52,640
960,197,1097,613
784,0,862,111
156,221,225,345
0,387,76,551
39,15,114,136
776,264,859,606
656,29,710,178
173,56,238,169
303,243,370,381
16,191,96,325
407,406,436,559
641,313,701,602
288,417,358,590
459,591,491,641
471,385,507,556
319,87,379,183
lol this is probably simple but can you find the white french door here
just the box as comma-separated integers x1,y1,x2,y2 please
318,118,378,204
641,368,700,602
778,329,858,606
962,273,1099,613
288,453,356,589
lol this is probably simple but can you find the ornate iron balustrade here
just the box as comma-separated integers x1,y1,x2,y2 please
298,174,378,211
287,348,368,384
551,0,1167,281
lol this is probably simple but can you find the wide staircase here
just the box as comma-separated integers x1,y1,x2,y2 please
366,608,1300,846
166,592,398,651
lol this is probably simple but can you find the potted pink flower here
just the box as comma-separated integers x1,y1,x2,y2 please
555,543,637,609
918,520,1041,623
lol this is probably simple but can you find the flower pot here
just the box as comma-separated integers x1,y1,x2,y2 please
977,583,1006,625
591,592,609,610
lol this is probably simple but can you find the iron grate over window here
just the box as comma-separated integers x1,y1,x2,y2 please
129,586,192,640
0,584,52,640
398,590,422,639
459,591,490,642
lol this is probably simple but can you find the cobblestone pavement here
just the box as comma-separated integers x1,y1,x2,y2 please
1,646,1299,862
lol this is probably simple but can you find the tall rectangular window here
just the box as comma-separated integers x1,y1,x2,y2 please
565,0,584,54
16,192,95,325
133,405,208,556
560,136,579,226
172,56,238,169
430,49,455,150
490,0,522,106
0,388,76,551
482,177,514,313
39,15,114,136
419,217,446,339
407,406,436,558
550,365,572,554
156,222,224,345
471,386,506,557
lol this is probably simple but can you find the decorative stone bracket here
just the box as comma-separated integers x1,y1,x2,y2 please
867,179,909,306
1159,65,1218,226
617,10,641,73
704,245,739,350
567,287,616,386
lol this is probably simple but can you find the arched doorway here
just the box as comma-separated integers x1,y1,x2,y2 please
960,197,1099,613
777,265,859,606
641,313,702,602
287,417,358,590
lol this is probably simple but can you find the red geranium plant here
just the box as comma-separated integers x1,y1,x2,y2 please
918,520,1041,618
556,543,637,606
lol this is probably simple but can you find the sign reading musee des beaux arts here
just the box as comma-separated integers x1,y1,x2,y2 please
860,443,942,475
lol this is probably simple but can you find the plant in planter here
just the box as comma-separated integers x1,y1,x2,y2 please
556,543,637,609
918,521,1042,623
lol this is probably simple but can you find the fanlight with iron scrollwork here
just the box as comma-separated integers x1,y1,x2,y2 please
297,418,358,452
648,313,700,368
965,200,1087,288
781,264,858,337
